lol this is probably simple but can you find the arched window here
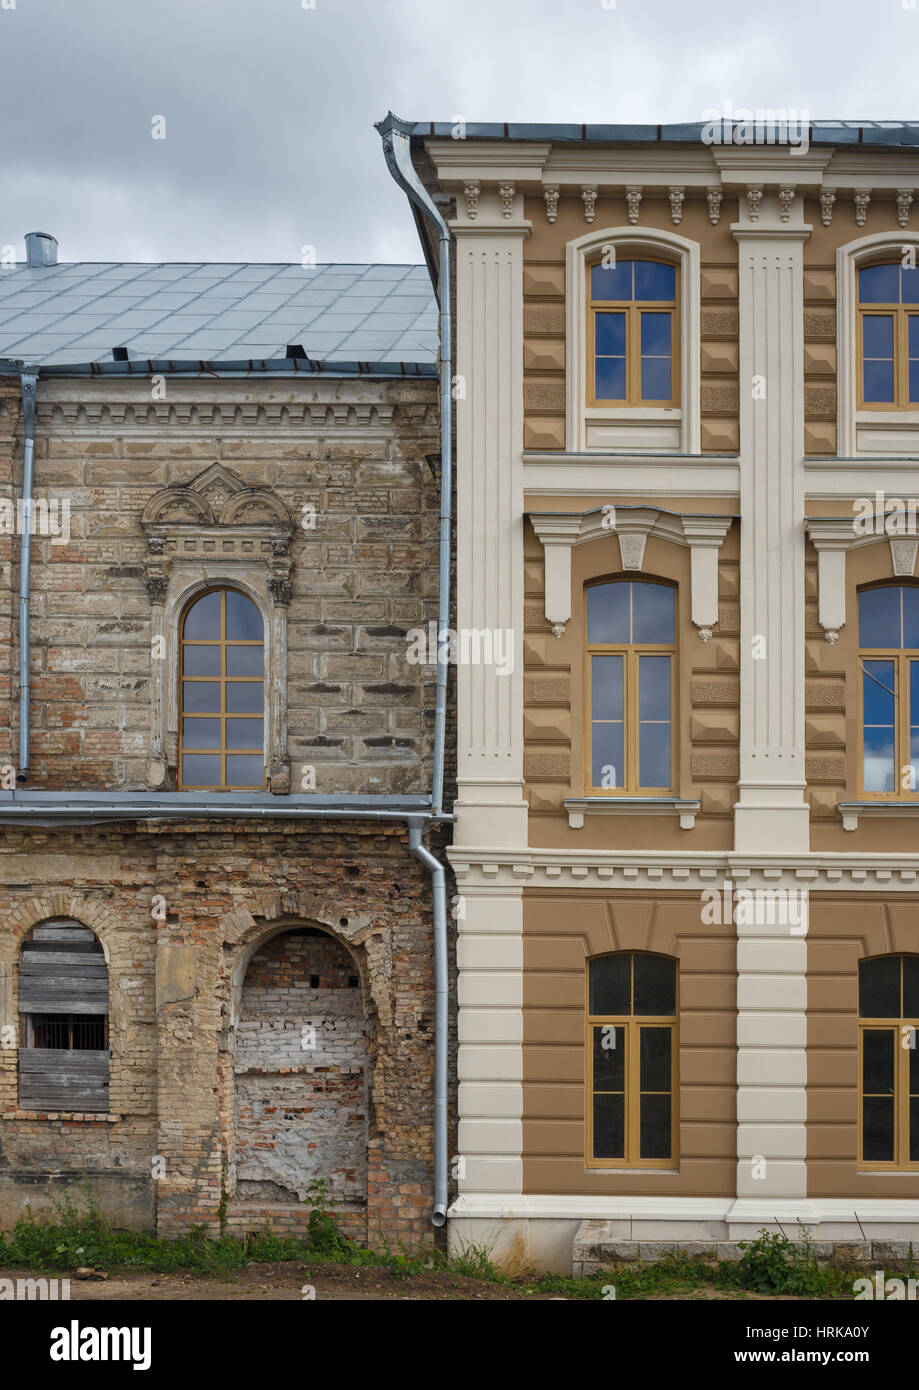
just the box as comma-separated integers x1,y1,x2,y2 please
18,920,109,1113
586,577,675,794
857,260,919,408
857,583,919,797
180,587,265,790
587,951,677,1167
859,955,919,1167
588,257,679,407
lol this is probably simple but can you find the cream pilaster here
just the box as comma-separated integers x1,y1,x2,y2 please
732,192,811,1203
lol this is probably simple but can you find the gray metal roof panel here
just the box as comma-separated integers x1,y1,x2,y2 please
0,261,437,366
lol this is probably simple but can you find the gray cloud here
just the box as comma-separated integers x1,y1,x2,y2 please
0,0,914,265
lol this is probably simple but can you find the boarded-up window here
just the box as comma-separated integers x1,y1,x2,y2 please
18,920,110,1113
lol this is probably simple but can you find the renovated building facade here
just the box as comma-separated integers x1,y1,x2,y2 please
401,119,919,1270
0,247,454,1248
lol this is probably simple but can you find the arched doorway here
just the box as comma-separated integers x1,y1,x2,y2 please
233,928,369,1213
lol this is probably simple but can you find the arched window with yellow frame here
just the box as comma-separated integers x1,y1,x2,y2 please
179,587,265,790
857,259,919,408
587,256,679,407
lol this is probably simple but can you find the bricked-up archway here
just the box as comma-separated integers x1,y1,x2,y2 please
233,928,369,1216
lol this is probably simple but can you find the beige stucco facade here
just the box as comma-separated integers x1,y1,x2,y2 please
417,126,919,1271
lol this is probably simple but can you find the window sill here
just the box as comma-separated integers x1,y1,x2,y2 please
838,801,919,831
4,1109,121,1123
564,797,700,830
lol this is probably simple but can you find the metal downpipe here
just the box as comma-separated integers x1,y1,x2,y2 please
17,372,37,780
408,823,449,1226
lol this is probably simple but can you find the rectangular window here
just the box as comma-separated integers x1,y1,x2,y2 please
588,258,678,407
858,586,919,799
587,954,677,1168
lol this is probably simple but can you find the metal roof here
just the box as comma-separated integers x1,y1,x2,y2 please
0,261,438,368
411,119,919,147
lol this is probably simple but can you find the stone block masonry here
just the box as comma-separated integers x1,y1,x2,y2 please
0,817,455,1252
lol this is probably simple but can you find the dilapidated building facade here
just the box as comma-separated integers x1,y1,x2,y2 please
0,247,453,1249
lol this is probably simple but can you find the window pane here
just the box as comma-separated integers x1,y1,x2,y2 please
860,957,901,1017
634,261,675,301
910,360,919,404
862,314,893,358
639,1092,671,1160
226,682,263,713
862,659,896,724
183,645,220,676
591,261,632,300
587,583,629,643
589,954,631,1016
859,262,900,303
905,957,919,1018
640,356,671,401
633,582,674,643
183,591,220,639
863,1029,895,1092
911,1032,919,1091
595,355,626,400
859,587,902,648
591,719,623,789
910,316,919,355
227,645,264,677
226,754,264,787
593,1024,625,1091
903,267,919,304
639,655,670,720
183,681,220,713
226,590,263,641
640,1027,671,1092
905,589,919,649
593,1092,625,1159
640,311,671,356
182,718,220,748
863,725,895,792
634,954,676,1016
592,654,623,721
595,311,626,355
639,721,670,787
226,718,263,750
863,358,894,403
863,1097,895,1163
181,754,220,786
911,1098,919,1164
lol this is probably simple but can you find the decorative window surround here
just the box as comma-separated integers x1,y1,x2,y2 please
837,231,919,457
565,226,701,454
140,464,294,793
528,506,732,637
838,802,919,832
805,516,917,641
564,796,701,830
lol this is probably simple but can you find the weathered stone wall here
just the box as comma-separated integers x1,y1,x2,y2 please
0,819,451,1250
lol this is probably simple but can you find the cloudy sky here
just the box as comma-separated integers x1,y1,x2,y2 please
1,0,916,267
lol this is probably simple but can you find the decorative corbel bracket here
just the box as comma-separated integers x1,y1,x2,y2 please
681,515,733,635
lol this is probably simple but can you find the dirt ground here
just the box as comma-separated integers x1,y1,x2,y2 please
0,1262,564,1301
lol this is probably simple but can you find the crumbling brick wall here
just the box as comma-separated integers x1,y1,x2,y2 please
234,929,368,1209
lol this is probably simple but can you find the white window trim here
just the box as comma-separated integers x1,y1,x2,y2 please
565,225,701,454
836,230,919,457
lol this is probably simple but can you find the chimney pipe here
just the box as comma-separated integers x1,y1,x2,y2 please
25,232,58,267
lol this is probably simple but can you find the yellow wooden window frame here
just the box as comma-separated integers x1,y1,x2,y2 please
858,956,919,1170
586,257,680,408
179,587,265,790
586,952,678,1170
585,580,676,795
857,585,919,801
856,260,919,410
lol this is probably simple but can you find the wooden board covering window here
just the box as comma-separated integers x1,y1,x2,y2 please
18,921,110,1113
